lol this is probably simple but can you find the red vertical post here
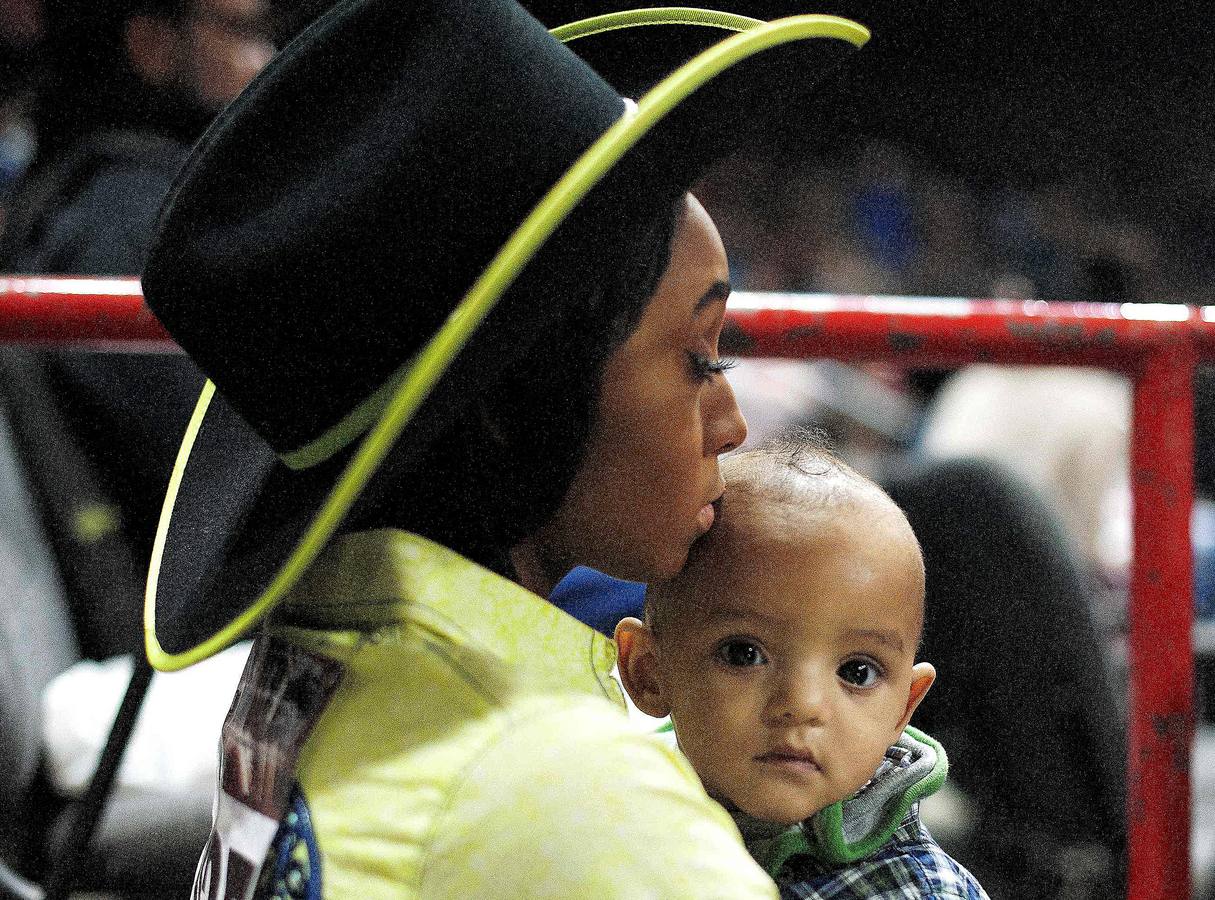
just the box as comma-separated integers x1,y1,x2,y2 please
1128,344,1195,899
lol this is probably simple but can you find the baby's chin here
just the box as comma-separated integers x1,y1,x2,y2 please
728,794,828,827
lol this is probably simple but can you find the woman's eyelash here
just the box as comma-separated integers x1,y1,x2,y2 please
688,352,737,381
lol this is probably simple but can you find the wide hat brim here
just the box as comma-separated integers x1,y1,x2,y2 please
144,3,869,670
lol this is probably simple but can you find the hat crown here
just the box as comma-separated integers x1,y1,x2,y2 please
144,0,625,461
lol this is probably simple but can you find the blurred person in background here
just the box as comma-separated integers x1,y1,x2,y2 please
0,90,36,205
0,0,273,890
1,0,275,660
6,0,275,274
0,0,41,226
919,363,1131,594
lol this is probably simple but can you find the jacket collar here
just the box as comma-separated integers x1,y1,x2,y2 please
278,528,621,703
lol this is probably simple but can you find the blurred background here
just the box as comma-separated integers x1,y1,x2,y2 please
0,0,1209,897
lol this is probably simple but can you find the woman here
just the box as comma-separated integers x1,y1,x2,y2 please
139,0,870,894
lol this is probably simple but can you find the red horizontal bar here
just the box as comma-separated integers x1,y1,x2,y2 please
727,293,1208,368
5,279,1215,364
0,276,170,348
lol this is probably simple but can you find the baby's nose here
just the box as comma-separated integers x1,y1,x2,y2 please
765,670,830,725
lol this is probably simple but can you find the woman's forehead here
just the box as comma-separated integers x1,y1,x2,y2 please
635,196,729,332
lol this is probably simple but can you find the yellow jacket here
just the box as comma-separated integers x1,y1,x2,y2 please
241,528,777,898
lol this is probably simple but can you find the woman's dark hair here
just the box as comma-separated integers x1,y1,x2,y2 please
592,196,684,360
348,196,686,574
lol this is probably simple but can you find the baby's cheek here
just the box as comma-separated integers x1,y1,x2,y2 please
689,678,743,725
887,679,918,724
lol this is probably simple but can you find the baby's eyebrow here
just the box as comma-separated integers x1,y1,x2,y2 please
704,604,773,624
846,628,906,655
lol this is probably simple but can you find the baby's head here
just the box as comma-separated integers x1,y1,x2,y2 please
616,438,935,825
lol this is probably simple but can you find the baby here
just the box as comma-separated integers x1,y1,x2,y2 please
615,438,988,898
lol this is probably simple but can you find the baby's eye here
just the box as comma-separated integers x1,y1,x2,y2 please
838,658,883,688
716,639,768,668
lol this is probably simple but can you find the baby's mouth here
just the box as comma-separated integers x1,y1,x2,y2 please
755,749,822,774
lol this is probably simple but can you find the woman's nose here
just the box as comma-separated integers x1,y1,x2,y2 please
706,374,747,456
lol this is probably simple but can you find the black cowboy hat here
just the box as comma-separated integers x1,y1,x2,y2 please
141,0,870,670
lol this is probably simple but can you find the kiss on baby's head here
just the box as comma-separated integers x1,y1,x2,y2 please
616,437,936,826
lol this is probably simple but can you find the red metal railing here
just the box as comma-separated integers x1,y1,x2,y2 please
727,292,1198,900
0,277,163,346
2,280,1206,898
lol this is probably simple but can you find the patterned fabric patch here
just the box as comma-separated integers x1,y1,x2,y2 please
777,812,989,900
260,785,322,900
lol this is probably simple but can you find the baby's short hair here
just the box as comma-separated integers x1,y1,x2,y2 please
646,429,924,640
719,429,857,501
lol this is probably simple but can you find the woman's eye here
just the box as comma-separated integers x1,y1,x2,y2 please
838,658,882,688
687,351,737,383
716,639,767,668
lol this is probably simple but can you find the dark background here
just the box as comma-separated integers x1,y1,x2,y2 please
3,0,1209,279
12,0,1211,249
523,0,1215,258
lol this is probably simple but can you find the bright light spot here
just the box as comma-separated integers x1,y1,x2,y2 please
1119,303,1190,322
0,277,142,297
1201,307,1215,322
729,292,972,317
867,297,972,317
728,292,842,313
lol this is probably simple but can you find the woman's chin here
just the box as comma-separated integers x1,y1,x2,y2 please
646,542,696,583
593,542,691,586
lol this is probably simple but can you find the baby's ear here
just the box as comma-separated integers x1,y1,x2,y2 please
896,661,936,734
614,617,671,718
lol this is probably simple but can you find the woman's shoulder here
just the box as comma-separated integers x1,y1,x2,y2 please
420,696,778,898
462,692,696,788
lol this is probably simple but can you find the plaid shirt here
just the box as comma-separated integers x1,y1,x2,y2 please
776,808,989,900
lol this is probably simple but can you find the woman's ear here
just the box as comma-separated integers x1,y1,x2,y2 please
896,661,936,734
614,617,670,718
